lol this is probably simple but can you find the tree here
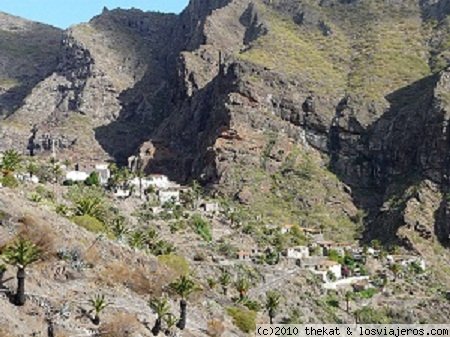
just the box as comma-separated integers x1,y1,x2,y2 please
2,238,41,305
89,294,109,325
108,166,131,190
49,158,62,185
0,264,6,285
149,296,171,336
265,291,281,324
235,277,250,301
344,291,354,313
25,161,39,178
390,263,401,282
191,180,202,207
229,209,243,229
170,275,199,330
110,216,129,241
218,269,231,296
134,163,145,199
74,197,105,221
0,150,22,175
164,313,178,337
85,172,101,186
327,270,337,282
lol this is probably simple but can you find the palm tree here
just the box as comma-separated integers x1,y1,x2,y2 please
110,216,129,241
0,264,6,285
390,263,401,282
89,294,109,325
0,149,22,175
344,291,353,313
218,269,231,296
25,161,38,178
49,158,62,184
128,231,146,250
149,296,171,336
229,209,243,229
2,238,41,305
170,275,199,330
265,290,281,324
163,313,178,337
134,157,145,199
191,180,202,199
235,277,250,301
75,197,105,220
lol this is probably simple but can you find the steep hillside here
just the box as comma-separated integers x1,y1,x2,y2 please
0,12,62,117
3,1,450,334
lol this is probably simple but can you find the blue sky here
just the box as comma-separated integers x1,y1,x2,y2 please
0,0,189,28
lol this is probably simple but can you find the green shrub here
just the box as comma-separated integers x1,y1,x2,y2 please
74,196,105,221
169,220,186,233
328,250,343,263
190,214,212,242
356,288,377,299
241,298,261,311
149,240,176,256
325,295,340,308
227,306,257,333
35,185,55,201
356,306,391,324
72,215,107,234
28,192,42,203
85,172,100,186
56,204,70,216
1,174,18,188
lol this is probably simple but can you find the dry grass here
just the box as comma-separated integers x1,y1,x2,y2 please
17,215,56,259
207,319,225,337
97,261,174,297
83,245,102,267
0,215,56,261
99,312,140,337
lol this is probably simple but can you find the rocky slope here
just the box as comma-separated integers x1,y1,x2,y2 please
0,12,62,117
2,0,450,260
3,1,450,334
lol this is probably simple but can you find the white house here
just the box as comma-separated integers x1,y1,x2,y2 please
15,173,39,184
129,174,174,192
386,255,426,271
65,171,89,182
314,260,342,282
200,202,220,213
300,257,342,282
114,187,131,198
286,246,310,259
158,189,180,204
94,164,110,185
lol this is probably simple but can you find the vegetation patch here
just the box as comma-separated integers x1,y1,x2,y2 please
72,215,108,234
227,306,257,333
158,254,190,277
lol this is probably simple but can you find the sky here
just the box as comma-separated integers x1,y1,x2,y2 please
0,0,189,28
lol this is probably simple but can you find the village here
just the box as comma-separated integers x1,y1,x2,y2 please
1,150,428,296
0,148,437,335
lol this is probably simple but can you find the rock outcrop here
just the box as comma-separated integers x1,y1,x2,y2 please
3,0,450,245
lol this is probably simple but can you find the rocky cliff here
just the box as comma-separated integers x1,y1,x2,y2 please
3,0,450,246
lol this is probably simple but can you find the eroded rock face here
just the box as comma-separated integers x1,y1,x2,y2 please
4,0,450,244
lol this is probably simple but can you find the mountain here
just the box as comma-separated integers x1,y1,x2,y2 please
2,0,450,334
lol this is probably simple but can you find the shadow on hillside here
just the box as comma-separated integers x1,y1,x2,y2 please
95,61,234,184
328,73,446,246
0,27,61,118
95,1,235,184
